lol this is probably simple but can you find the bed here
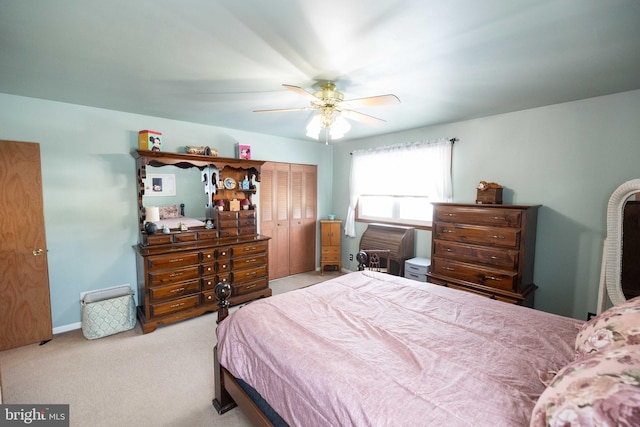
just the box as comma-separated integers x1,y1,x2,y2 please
155,203,206,229
212,271,640,426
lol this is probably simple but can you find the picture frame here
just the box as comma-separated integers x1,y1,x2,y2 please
144,173,176,196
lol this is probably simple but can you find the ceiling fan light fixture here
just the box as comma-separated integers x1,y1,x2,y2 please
305,114,323,140
329,115,351,140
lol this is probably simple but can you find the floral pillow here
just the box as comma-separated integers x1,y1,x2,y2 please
575,295,640,358
159,205,180,219
531,344,640,427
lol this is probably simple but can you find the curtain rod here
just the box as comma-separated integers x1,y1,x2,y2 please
350,137,457,155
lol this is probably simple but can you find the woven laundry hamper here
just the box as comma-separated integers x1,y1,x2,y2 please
81,285,136,340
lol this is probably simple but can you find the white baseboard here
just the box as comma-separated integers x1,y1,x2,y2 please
53,322,81,335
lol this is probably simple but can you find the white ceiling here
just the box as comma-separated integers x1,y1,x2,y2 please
1,0,639,142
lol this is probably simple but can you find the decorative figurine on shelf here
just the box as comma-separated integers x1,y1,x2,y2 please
215,199,225,211
205,219,214,229
241,198,251,210
241,175,250,190
162,224,170,234
179,222,188,231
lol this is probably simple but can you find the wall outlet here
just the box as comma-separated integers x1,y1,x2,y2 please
349,254,353,261
587,312,597,320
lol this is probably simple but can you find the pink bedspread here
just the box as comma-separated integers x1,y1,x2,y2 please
217,271,580,426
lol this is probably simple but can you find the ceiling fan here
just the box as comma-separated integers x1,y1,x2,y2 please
254,83,400,141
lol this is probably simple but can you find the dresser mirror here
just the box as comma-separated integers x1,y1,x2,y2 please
598,179,640,311
142,165,209,220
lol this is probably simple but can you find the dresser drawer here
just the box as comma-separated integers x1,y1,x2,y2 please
431,257,516,291
231,265,267,284
215,259,231,273
202,264,216,276
201,249,215,262
198,230,218,240
149,279,200,302
435,206,522,228
218,211,238,220
218,219,239,229
443,282,519,304
201,290,216,306
150,295,200,318
434,224,520,249
239,210,257,220
238,226,257,235
218,228,239,238
147,252,200,270
238,217,256,227
215,247,231,259
232,278,268,296
148,265,200,286
433,241,518,269
232,254,267,270
174,232,197,243
232,241,268,257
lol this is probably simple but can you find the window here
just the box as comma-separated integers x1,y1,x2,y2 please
345,138,453,237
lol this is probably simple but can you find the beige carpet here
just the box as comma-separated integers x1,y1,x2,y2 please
0,270,343,427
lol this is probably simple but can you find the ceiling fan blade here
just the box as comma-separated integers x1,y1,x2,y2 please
341,109,386,125
282,84,319,102
253,107,312,113
342,94,400,108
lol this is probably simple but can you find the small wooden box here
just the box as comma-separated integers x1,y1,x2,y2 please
476,188,503,204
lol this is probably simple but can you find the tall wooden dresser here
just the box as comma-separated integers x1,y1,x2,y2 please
320,220,342,275
427,203,540,306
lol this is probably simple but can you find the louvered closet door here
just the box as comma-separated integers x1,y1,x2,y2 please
260,162,291,279
289,164,317,275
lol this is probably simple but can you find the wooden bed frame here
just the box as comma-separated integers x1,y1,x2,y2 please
212,281,275,427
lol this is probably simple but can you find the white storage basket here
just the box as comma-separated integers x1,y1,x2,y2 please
81,285,136,340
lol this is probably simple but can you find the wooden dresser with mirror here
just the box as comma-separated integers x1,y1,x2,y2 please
133,150,270,333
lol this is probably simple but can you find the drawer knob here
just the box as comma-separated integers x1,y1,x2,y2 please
443,229,456,234
484,276,502,281
169,258,184,263
170,287,185,293
443,266,455,271
444,213,456,217
489,235,505,239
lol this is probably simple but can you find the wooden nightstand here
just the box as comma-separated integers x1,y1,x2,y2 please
320,220,342,275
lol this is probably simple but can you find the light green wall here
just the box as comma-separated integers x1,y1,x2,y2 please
332,89,640,320
2,89,639,329
0,93,333,331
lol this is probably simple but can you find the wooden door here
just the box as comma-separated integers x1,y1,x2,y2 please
260,162,291,279
0,140,53,350
289,164,317,274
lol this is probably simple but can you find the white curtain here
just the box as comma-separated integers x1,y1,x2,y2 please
344,138,453,237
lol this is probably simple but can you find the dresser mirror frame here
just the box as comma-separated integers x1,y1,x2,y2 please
133,150,263,233
598,178,640,311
